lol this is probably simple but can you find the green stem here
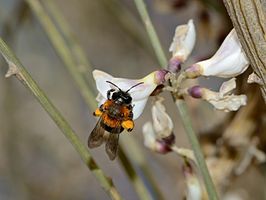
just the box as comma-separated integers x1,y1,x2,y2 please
118,148,152,200
100,0,154,58
134,0,219,199
26,0,160,199
0,38,121,200
42,0,96,93
26,0,96,109
175,100,218,199
134,0,168,67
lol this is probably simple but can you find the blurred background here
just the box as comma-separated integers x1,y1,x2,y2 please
0,0,265,199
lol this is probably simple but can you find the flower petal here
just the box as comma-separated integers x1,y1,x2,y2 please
198,29,249,78
188,79,248,112
132,98,149,120
93,70,161,101
169,19,196,62
247,72,263,85
93,69,166,120
183,162,203,200
93,70,114,99
219,78,236,96
151,99,173,138
207,94,247,112
142,122,156,150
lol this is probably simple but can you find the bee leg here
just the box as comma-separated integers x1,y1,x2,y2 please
93,108,103,117
122,120,134,132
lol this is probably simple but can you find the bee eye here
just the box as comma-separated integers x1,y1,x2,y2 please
112,92,119,100
125,96,132,104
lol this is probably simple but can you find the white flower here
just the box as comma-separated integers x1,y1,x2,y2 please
169,19,196,62
185,29,249,78
151,99,174,138
188,78,247,112
142,122,158,151
93,70,167,120
183,162,203,200
142,99,175,154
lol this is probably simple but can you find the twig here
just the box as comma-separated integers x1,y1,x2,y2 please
26,0,96,109
42,0,96,93
134,0,219,199
1,4,31,197
0,38,121,200
171,145,196,163
134,0,167,67
26,0,161,199
100,0,154,58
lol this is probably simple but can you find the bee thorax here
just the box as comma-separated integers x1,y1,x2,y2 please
108,106,122,118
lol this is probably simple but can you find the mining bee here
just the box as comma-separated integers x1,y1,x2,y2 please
88,81,143,160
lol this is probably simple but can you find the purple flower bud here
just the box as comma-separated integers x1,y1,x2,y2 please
154,69,169,84
161,133,176,146
154,133,176,154
168,57,181,73
188,86,203,98
184,64,202,78
155,140,172,154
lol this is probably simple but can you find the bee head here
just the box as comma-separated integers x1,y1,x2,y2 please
106,81,144,105
111,91,132,105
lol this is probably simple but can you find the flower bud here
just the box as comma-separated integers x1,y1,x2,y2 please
184,64,203,78
142,99,175,154
187,85,203,98
153,69,169,85
168,57,181,73
155,133,176,154
142,122,173,154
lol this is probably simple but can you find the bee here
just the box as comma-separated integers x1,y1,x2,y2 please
88,81,143,160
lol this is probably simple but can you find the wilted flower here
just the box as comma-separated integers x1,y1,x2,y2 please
188,78,247,112
142,99,175,154
247,72,263,85
185,29,249,78
93,69,167,120
168,19,196,72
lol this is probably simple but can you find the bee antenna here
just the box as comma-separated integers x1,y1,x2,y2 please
126,82,144,93
106,81,122,91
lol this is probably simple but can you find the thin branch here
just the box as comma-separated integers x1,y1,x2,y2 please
0,38,121,200
42,0,96,93
134,0,168,67
100,0,155,58
26,0,161,199
134,0,219,199
26,0,96,109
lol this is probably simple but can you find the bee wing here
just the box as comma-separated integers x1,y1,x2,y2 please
88,118,105,148
105,133,119,160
